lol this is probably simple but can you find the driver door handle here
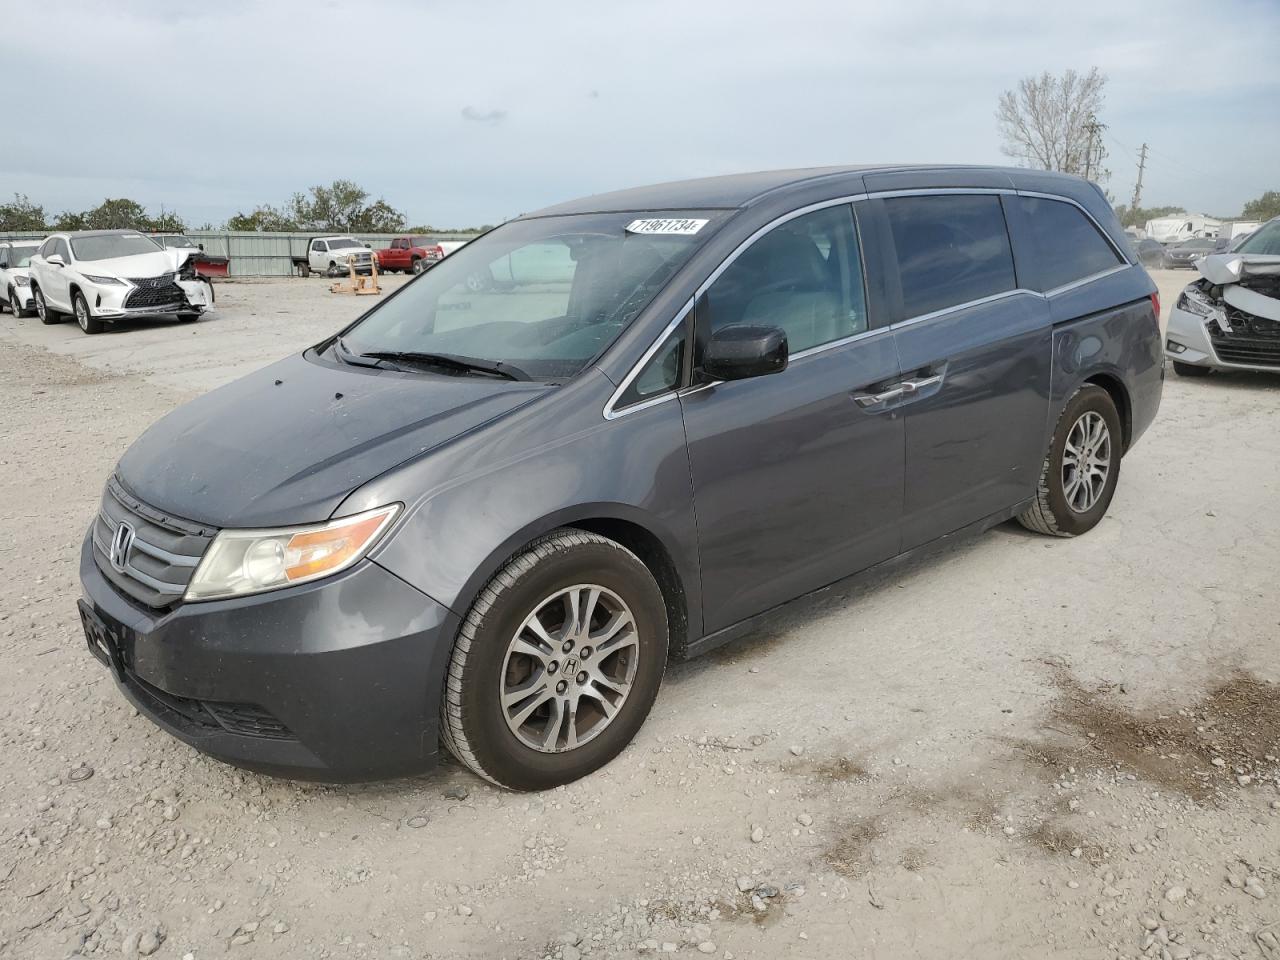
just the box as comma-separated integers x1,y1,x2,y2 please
852,384,906,408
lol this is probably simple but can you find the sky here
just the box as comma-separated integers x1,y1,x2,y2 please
3,0,1278,228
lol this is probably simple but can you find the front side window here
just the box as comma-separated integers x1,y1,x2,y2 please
884,194,1016,317
341,210,723,382
69,234,160,262
1014,196,1123,291
701,205,867,355
55,238,74,261
311,240,326,252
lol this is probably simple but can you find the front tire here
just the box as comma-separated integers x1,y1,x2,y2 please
441,530,669,791
73,291,104,334
10,288,29,318
1172,361,1211,378
412,258,426,275
327,261,342,278
1017,385,1122,538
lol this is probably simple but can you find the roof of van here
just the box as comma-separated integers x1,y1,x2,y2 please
525,164,1094,217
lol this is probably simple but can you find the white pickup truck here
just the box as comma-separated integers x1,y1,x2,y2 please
292,236,375,278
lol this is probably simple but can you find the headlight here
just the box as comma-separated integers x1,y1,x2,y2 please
82,274,124,285
1175,285,1215,319
184,504,400,601
15,275,30,287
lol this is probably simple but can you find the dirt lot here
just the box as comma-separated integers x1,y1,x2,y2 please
1,271,1277,960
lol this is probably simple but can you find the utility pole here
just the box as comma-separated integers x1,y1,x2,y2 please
1082,115,1107,182
1130,142,1148,211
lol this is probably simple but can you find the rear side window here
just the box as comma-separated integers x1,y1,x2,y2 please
1014,196,1123,291
884,195,1016,318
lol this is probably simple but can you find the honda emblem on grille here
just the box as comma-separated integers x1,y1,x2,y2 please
109,522,135,573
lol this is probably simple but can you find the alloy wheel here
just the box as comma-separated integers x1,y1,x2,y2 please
500,584,639,753
35,290,46,321
1061,411,1111,513
75,297,89,332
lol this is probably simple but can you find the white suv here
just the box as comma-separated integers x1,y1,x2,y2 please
28,230,214,334
0,240,41,317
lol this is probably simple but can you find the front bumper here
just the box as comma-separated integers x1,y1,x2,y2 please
78,533,454,781
1166,304,1280,372
84,277,212,320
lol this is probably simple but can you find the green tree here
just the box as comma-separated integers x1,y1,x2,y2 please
285,180,407,232
1241,190,1280,222
1112,203,1186,229
53,210,89,231
0,193,48,231
225,205,299,232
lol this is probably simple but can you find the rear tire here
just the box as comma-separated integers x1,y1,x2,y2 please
1172,361,1211,378
441,530,669,791
1017,385,1122,538
73,291,104,334
35,287,62,325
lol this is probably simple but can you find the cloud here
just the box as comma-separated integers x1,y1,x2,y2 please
461,107,508,126
0,0,1275,226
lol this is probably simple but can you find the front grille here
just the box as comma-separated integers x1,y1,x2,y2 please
123,275,184,310
91,477,216,608
1209,311,1280,368
203,702,295,740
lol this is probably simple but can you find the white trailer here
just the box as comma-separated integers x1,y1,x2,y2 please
1144,214,1223,244
1218,220,1261,241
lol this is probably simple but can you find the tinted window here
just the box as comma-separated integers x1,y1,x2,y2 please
616,323,686,409
1236,220,1280,255
69,234,159,261
884,195,1016,317
703,205,867,354
1013,196,1123,291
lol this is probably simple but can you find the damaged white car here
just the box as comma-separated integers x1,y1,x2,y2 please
28,230,215,335
1165,216,1280,377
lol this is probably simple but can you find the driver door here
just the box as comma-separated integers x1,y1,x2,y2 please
678,204,905,633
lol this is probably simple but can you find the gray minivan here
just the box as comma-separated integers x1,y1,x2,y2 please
78,165,1163,788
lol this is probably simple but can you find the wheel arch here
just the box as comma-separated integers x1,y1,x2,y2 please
436,504,696,662
1082,371,1132,452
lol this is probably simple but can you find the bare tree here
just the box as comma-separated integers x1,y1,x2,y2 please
997,68,1107,177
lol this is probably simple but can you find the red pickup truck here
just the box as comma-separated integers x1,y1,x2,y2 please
376,237,444,275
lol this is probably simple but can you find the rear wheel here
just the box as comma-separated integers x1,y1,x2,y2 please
1017,385,1122,538
441,530,669,791
73,291,104,334
1172,361,1211,378
35,287,62,325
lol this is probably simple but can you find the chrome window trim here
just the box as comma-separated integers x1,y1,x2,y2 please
602,185,1137,419
602,299,694,420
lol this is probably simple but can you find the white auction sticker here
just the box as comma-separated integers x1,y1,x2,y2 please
625,218,709,236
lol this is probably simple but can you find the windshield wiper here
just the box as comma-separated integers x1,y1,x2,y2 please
357,350,531,381
332,336,385,369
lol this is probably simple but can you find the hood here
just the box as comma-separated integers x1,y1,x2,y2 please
1195,253,1280,286
77,249,180,277
116,352,549,528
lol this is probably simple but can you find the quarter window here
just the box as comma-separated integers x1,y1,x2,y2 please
702,205,867,355
615,322,686,409
1014,196,1123,291
884,194,1016,318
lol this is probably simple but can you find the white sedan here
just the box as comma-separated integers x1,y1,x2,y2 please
28,230,214,334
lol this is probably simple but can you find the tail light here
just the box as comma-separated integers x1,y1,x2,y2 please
1150,292,1161,330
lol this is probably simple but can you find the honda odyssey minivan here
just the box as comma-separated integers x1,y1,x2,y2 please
78,165,1163,789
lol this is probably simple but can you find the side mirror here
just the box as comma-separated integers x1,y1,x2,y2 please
702,325,788,381
0,261,7,270
198,243,205,251
47,254,65,267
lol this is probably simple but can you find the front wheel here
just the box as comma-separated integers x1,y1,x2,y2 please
327,262,342,278
73,291,104,334
441,530,669,791
10,288,29,318
1172,361,1211,378
412,258,426,275
1017,385,1122,538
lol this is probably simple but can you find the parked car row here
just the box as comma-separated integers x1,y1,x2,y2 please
4,230,217,334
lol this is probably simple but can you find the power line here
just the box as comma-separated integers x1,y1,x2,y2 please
1130,142,1148,210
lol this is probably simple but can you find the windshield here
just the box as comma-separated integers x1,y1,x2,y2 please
7,244,38,268
1236,220,1280,256
341,211,723,381
161,235,197,248
328,238,362,250
70,234,162,262
411,237,436,249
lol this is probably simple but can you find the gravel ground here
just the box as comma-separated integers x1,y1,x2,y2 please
1,271,1277,960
